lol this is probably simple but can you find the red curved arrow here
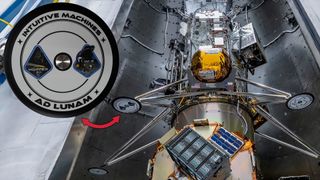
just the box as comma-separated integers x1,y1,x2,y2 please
82,116,120,129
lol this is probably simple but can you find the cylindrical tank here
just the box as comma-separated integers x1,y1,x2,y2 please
173,97,254,140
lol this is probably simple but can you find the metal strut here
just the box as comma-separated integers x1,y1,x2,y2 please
107,139,160,166
136,77,291,105
255,131,319,158
138,90,289,103
135,78,188,100
255,105,320,158
104,108,171,165
235,77,292,97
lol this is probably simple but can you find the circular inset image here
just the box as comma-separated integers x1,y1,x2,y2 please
112,97,141,114
286,93,314,110
88,167,108,175
4,3,119,117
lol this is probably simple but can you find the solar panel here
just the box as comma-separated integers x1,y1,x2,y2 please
166,127,231,180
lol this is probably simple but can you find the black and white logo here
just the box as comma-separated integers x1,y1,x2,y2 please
286,93,314,110
4,3,119,117
112,97,142,114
